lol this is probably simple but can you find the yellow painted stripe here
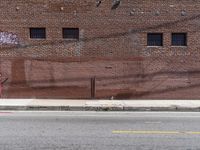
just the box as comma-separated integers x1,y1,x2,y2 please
112,130,179,134
112,130,200,135
187,132,200,135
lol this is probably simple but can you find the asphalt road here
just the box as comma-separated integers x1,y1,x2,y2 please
0,111,200,150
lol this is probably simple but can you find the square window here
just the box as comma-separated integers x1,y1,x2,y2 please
172,33,187,46
63,28,79,39
30,28,46,39
147,33,163,46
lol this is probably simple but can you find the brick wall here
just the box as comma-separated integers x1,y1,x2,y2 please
0,0,200,99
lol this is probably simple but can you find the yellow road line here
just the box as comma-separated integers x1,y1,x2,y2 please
112,130,200,135
187,132,200,135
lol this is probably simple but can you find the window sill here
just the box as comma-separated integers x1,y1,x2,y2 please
29,38,46,40
146,46,163,48
171,46,187,48
63,38,79,41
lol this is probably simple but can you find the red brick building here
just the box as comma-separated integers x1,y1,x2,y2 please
1,0,200,99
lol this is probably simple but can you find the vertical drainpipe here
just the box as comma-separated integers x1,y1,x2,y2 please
91,76,96,99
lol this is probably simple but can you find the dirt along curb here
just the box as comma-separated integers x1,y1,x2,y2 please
0,105,200,111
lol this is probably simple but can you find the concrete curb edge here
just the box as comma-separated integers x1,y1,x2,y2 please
0,106,200,111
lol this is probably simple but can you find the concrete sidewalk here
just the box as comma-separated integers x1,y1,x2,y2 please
0,99,200,111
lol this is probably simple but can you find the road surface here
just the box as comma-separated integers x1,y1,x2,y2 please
0,111,200,150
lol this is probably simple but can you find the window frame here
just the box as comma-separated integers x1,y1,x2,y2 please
29,28,46,39
171,33,187,46
62,28,79,40
147,33,163,47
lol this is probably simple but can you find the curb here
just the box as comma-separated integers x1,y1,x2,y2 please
0,106,200,111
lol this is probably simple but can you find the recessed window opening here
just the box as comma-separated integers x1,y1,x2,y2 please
63,28,79,39
147,33,163,46
30,28,46,39
172,33,187,46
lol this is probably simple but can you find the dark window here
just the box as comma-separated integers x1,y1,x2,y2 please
147,33,163,46
63,28,79,39
172,33,187,46
30,28,46,39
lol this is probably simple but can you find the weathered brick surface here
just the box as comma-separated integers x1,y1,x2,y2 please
0,0,200,99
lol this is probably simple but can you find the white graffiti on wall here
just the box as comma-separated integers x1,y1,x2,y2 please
0,32,19,45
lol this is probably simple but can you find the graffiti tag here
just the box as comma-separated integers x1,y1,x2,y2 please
0,32,19,45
